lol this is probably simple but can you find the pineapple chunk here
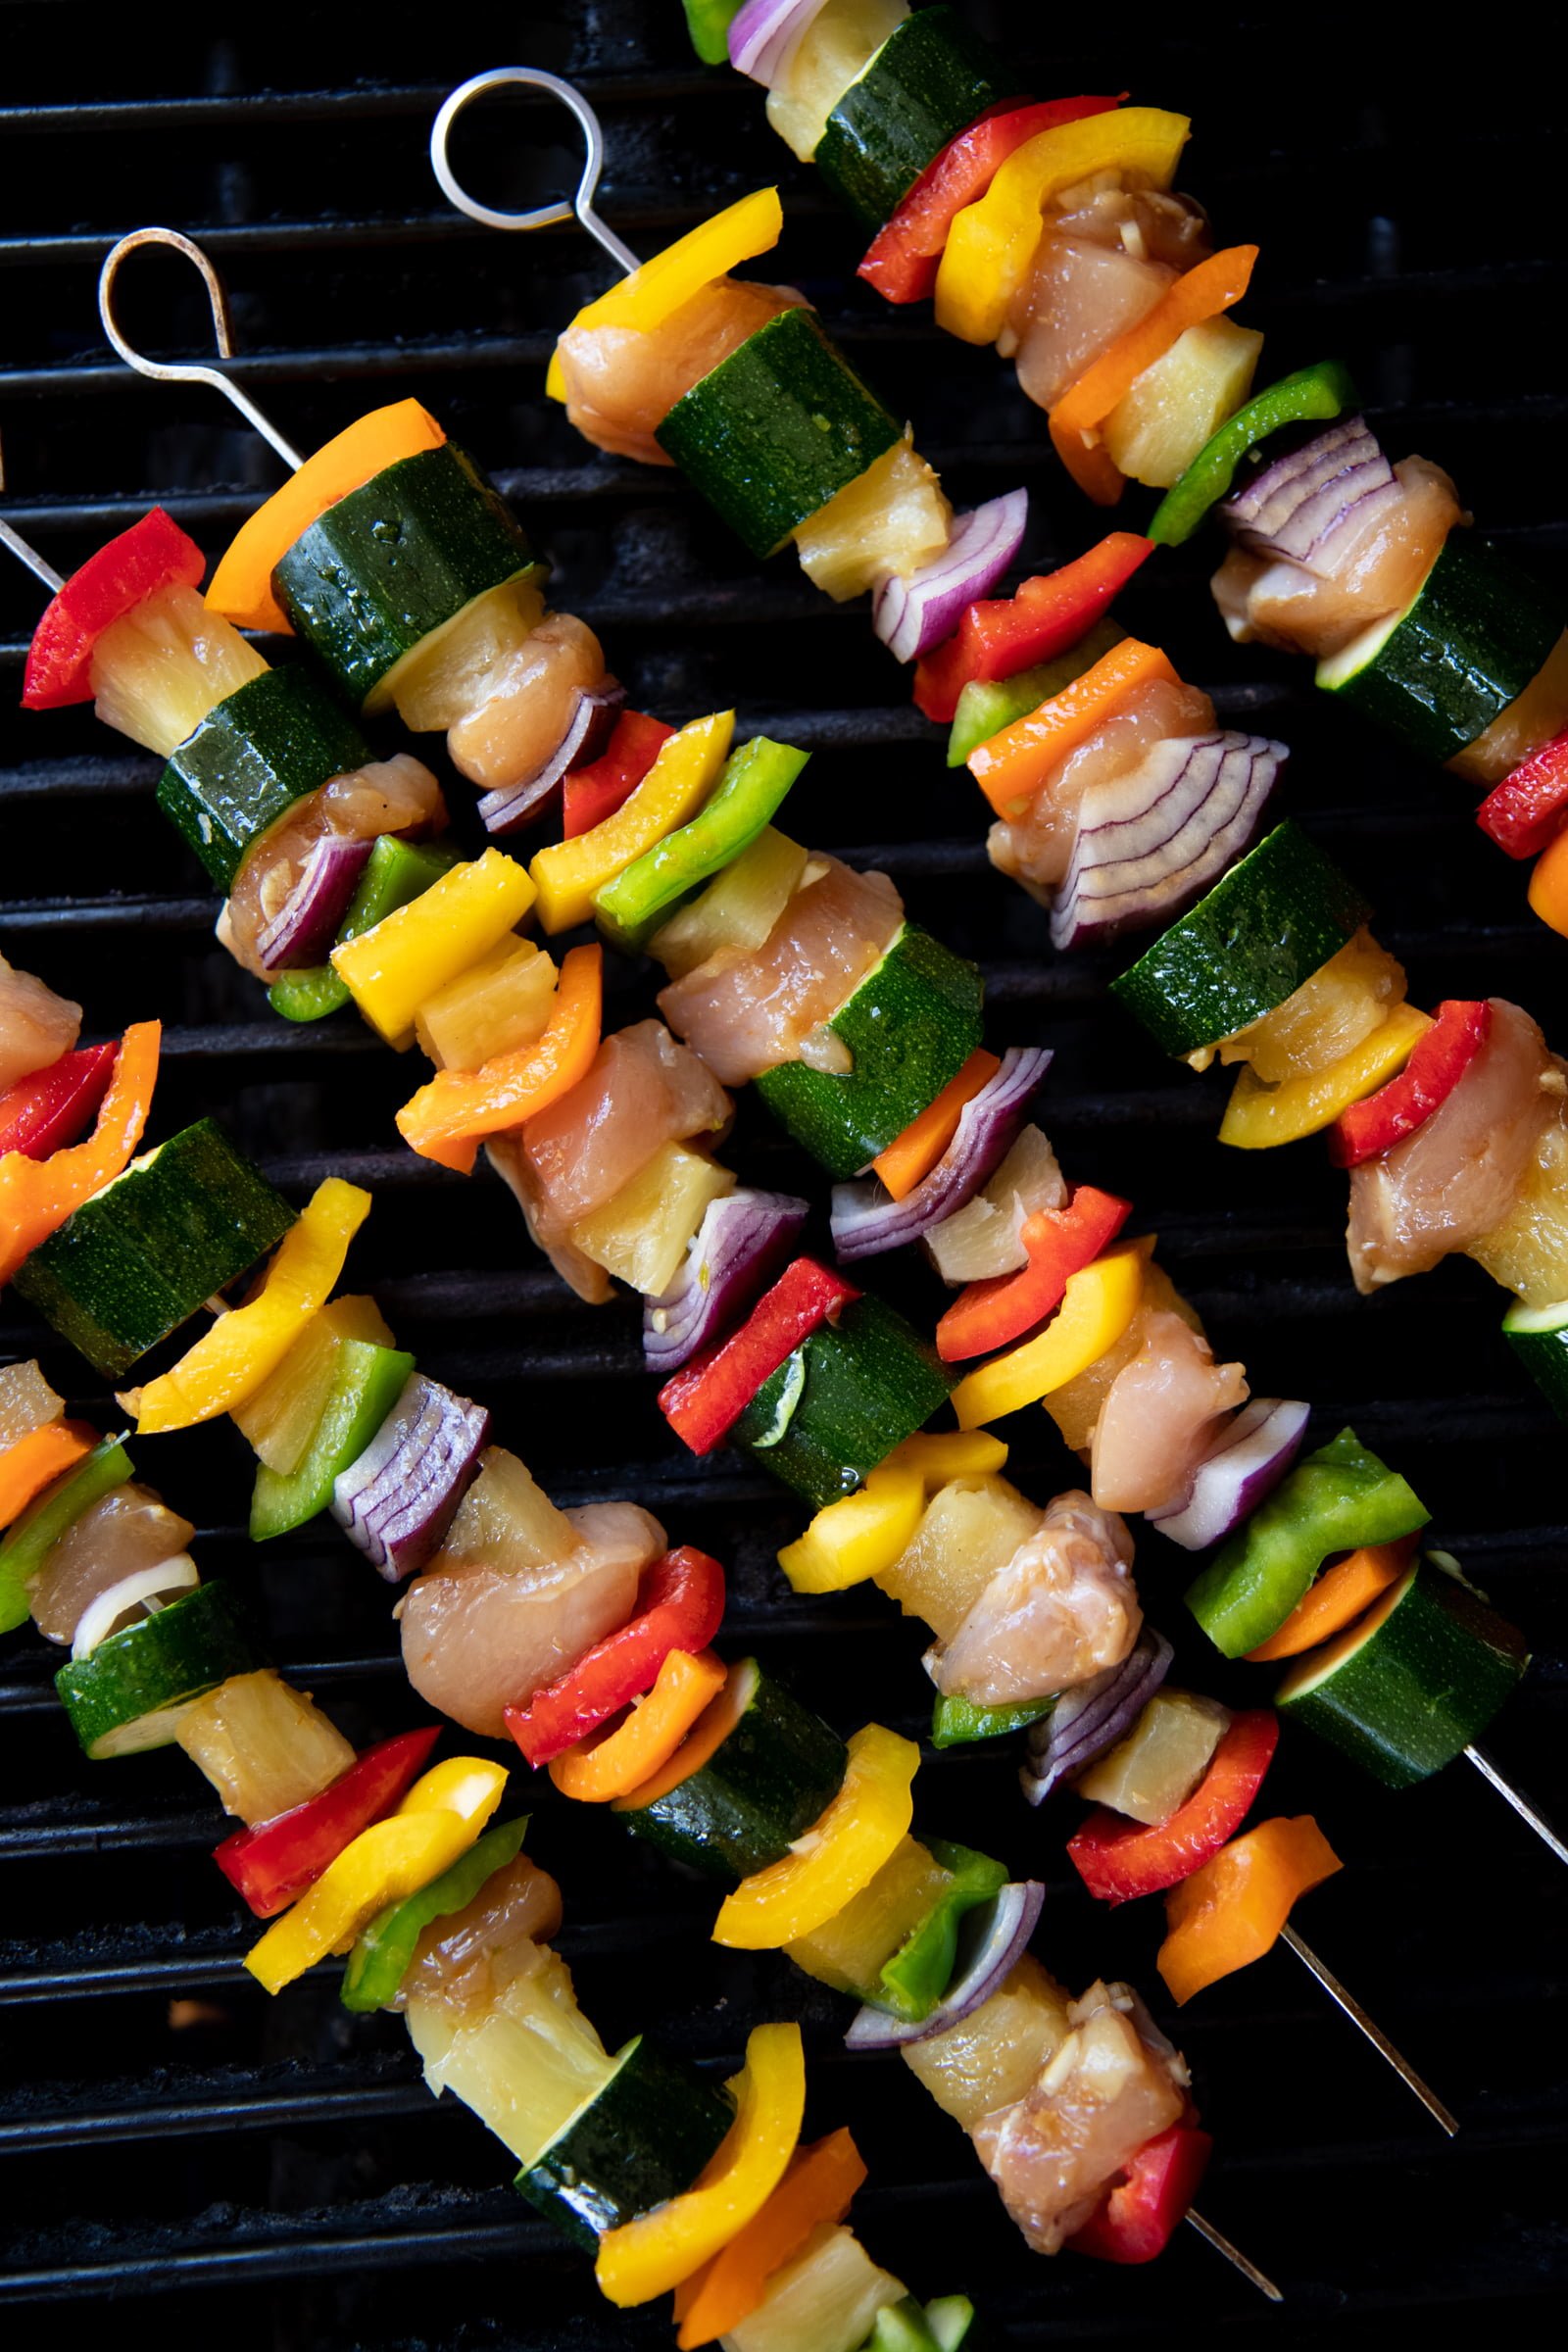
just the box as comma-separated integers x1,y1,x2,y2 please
1469,1094,1568,1308
571,1142,735,1298
1211,928,1407,1085
441,1446,580,1573
879,1475,1044,1642
725,2223,906,2352
90,581,268,756
1102,314,1265,489
1045,1261,1201,1452
232,1293,395,1474
902,1954,1072,2131
414,937,559,1070
407,1941,614,2166
175,1668,356,1824
650,827,808,979
787,1836,950,1993
794,430,954,602
765,0,909,159
376,569,546,729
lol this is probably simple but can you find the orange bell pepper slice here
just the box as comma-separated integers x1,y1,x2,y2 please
0,1020,161,1287
1049,247,1260,506
0,1418,96,1534
208,400,447,635
1528,824,1568,939
671,2128,867,2348
870,1050,1001,1201
395,945,604,1175
967,638,1179,816
1245,1535,1417,1663
549,1647,727,1803
1156,1815,1342,2005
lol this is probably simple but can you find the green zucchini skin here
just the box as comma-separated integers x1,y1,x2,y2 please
755,925,985,1180
732,1296,954,1510
1502,1296,1568,1421
272,445,538,706
813,7,1019,230
1110,820,1371,1058
514,2035,734,2251
157,667,372,891
55,1582,260,1759
12,1121,296,1380
657,306,903,560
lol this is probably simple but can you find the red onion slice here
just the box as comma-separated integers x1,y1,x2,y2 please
643,1187,810,1373
1050,729,1286,951
844,1880,1046,2050
1222,416,1400,574
331,1373,490,1583
830,1048,1054,1262
728,0,829,85
477,682,624,836
1148,1396,1310,1551
1020,1627,1173,1807
256,834,374,973
872,489,1029,664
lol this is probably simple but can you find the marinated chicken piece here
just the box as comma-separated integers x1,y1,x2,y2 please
975,1981,1189,2255
926,1490,1139,1705
1348,999,1560,1292
399,1853,565,2014
0,954,81,1092
1007,188,1211,410
659,857,904,1085
30,1483,196,1646
1213,457,1463,660
558,277,805,466
446,612,608,795
1044,1264,1203,1454
514,1020,730,1250
988,677,1216,898
486,1134,614,1305
221,756,448,979
1091,1311,1249,1515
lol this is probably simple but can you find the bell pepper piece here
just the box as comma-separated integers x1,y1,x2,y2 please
660,1255,862,1455
680,0,745,65
950,1236,1151,1428
673,2129,867,2347
1068,2122,1213,2264
915,537,1153,723
395,942,603,1175
593,734,808,955
935,108,1191,346
967,638,1178,816
1219,1001,1433,1151
931,1690,1054,1748
778,1461,927,1595
564,710,675,839
0,1043,118,1162
1049,247,1261,506
1156,1815,1343,2004
1327,1000,1491,1168
612,1655,756,1814
0,1431,132,1635
270,837,461,1025
532,711,735,934
549,1648,728,1803
712,1723,919,1949
331,847,536,1051
0,1418,96,1537
1186,1426,1430,1658
1244,1535,1416,1664
214,1725,442,1919
871,1050,1001,1200
1148,360,1358,547
1527,823,1568,939
129,1176,368,1432
1067,1710,1281,1905
887,1430,1009,1484
858,97,1126,306
595,2021,805,2306
244,1753,507,1991
547,191,784,403
0,1020,161,1288
936,1186,1133,1362
23,508,207,709
340,1812,529,2011
507,1545,727,1765
945,619,1127,764
207,399,447,634
1475,727,1568,859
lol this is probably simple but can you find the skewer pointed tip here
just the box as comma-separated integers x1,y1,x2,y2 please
1186,2207,1284,2301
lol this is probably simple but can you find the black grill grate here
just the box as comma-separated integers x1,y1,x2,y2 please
2,5,1565,2343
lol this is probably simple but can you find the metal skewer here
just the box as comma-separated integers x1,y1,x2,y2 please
1186,2208,1283,2301
430,67,641,275
96,226,304,469
1281,1926,1457,2134
1465,1742,1568,1867
0,442,64,593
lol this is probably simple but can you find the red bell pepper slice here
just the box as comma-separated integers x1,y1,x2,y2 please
858,95,1126,307
212,1725,441,1919
935,1186,1132,1363
659,1255,861,1455
1067,1710,1280,1906
913,532,1155,721
1327,999,1492,1170
562,710,675,839
0,1043,118,1162
23,508,207,710
1068,2122,1213,2265
1475,729,1568,859
505,1544,727,1766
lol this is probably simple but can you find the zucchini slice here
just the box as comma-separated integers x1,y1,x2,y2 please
732,1296,954,1510
157,666,372,891
55,1581,259,1759
515,2034,734,2251
1501,1294,1568,1420
814,7,1018,230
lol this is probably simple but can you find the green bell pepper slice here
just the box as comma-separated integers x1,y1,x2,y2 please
680,0,744,64
930,1690,1055,1749
592,735,808,955
249,1340,416,1540
1186,1425,1430,1658
1147,359,1359,547
863,2294,979,2352
340,1813,531,2012
269,836,461,1022
0,1433,134,1634
878,1838,1007,2022
945,615,1125,767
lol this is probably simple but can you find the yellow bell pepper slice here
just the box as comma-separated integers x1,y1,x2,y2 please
936,109,1192,347
529,710,735,934
1218,1003,1433,1151
244,1755,507,1995
712,1724,918,1950
546,189,785,403
776,1431,1010,1593
130,1178,371,1433
332,850,536,1050
594,2021,805,2306
950,1237,1152,1429
885,1430,1009,1484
